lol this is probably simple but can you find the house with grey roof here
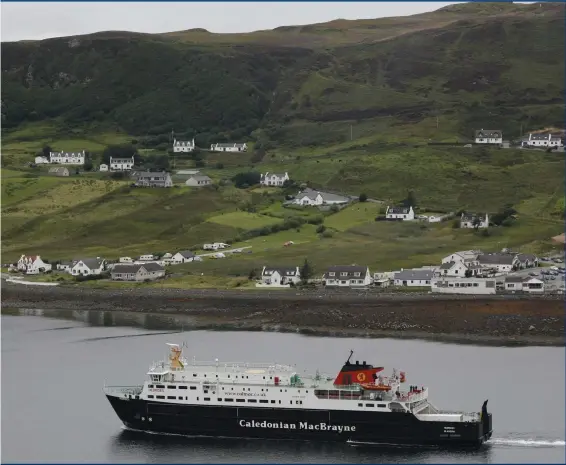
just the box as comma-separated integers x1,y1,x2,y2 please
170,250,197,264
293,188,350,207
441,250,482,265
134,171,173,188
477,253,518,274
70,258,106,276
173,138,195,153
516,253,539,269
48,167,70,177
504,276,544,293
210,142,248,152
393,269,435,287
386,205,415,221
111,263,165,282
257,265,301,288
185,175,212,187
324,265,371,287
460,212,489,229
474,129,503,144
523,133,563,149
260,172,290,187
49,150,85,165
110,156,134,171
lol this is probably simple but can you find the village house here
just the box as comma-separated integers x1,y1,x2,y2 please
441,250,482,265
474,130,503,145
56,259,77,272
48,167,70,177
134,171,173,188
110,156,135,171
170,250,197,264
173,138,195,153
504,276,544,294
49,150,85,165
431,277,497,295
516,253,539,269
138,254,155,261
393,269,434,287
70,258,106,276
16,255,52,274
257,266,301,287
210,143,248,152
523,133,564,148
292,188,350,207
99,164,109,172
460,212,489,229
323,265,371,287
111,263,166,282
185,175,212,187
386,206,415,221
477,253,518,274
35,156,49,164
260,172,290,187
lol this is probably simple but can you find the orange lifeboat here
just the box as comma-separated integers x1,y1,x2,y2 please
361,383,392,391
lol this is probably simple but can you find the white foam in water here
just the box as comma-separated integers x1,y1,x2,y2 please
491,438,566,448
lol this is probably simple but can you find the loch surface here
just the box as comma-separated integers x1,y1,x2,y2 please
1,309,564,463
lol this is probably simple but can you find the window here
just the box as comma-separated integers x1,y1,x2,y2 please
156,385,165,389
190,386,197,390
167,396,176,400
148,384,154,388
236,399,245,403
178,396,183,400
179,386,187,390
248,399,257,403
366,403,375,407
270,400,276,404
358,403,362,407
148,395,154,399
225,398,234,402
378,404,386,408
156,395,165,399
203,398,210,401
167,385,176,389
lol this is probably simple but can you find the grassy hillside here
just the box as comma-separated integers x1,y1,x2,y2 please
1,3,564,285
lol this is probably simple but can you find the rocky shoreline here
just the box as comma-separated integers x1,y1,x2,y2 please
2,283,564,346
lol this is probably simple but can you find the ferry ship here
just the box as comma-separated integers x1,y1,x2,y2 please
104,344,493,448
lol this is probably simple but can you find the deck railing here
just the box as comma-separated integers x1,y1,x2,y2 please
103,385,143,397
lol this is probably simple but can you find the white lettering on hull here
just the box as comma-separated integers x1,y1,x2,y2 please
239,420,356,433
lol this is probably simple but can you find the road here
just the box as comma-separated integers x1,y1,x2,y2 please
195,246,252,258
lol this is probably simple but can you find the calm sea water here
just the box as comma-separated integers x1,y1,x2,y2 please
1,309,564,463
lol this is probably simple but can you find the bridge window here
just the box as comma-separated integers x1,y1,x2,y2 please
248,399,257,403
259,400,268,404
167,396,175,400
203,397,210,401
225,398,234,402
190,386,197,390
156,385,165,389
365,403,374,407
378,403,386,408
148,395,154,399
236,399,245,403
156,395,165,399
179,386,187,390
167,385,176,389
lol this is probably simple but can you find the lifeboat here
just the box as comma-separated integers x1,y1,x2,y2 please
361,383,392,391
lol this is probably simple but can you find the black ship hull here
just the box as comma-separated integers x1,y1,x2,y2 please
106,395,493,448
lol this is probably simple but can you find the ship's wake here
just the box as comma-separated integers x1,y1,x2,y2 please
490,437,565,448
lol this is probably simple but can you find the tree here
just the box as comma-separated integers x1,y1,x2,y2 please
401,190,417,208
465,269,472,278
316,224,326,234
472,217,481,230
300,258,313,284
83,151,93,171
359,193,368,202
232,171,261,189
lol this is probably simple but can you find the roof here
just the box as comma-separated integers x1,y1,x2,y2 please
440,261,456,270
394,269,434,281
177,170,200,175
475,130,502,138
461,212,487,222
263,266,299,276
325,265,367,278
262,172,287,178
176,250,195,258
188,175,212,182
110,156,134,162
50,150,84,156
477,253,516,265
517,253,537,263
134,171,170,180
174,139,194,146
112,263,165,274
505,276,524,283
387,206,412,215
297,188,349,203
529,133,552,141
214,143,246,148
74,258,104,270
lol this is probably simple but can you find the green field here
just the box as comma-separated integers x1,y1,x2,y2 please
1,2,564,288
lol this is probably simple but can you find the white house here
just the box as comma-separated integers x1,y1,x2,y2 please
505,276,544,294
110,156,134,171
431,277,497,295
138,254,155,261
474,130,503,144
210,143,248,152
293,188,350,206
441,250,482,265
386,206,415,221
393,269,434,287
173,138,195,153
460,212,489,229
523,133,564,148
324,265,371,287
35,156,49,164
49,150,85,165
477,253,518,274
171,251,196,264
260,172,289,187
56,260,76,272
71,258,105,276
99,164,109,172
257,266,301,287
111,263,166,282
185,175,212,187
134,171,173,188
16,255,52,274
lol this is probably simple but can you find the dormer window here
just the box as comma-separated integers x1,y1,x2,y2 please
354,272,360,277
340,272,347,277
329,272,335,277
